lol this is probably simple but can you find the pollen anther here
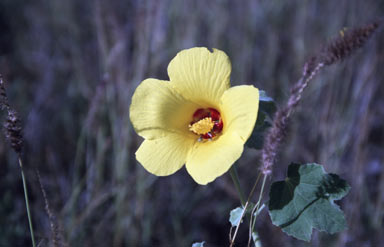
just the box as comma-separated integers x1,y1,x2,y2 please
189,117,215,135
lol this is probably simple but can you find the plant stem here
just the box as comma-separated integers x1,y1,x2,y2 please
247,172,262,202
229,165,246,206
251,175,267,229
18,157,36,247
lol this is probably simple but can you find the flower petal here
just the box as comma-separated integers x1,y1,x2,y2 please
220,85,259,142
186,132,244,185
168,47,231,106
136,133,195,176
130,78,200,139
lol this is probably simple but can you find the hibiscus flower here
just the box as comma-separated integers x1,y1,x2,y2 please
130,47,259,185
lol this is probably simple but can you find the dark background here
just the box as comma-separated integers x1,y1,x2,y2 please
0,0,383,246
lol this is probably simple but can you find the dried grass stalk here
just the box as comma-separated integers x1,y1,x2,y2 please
0,76,24,153
261,20,380,175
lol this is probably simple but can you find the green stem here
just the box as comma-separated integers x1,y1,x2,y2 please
251,174,267,230
229,165,246,206
19,157,36,247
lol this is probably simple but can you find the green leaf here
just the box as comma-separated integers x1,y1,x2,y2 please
268,163,350,242
246,90,275,150
229,204,256,227
259,90,276,116
192,241,205,247
229,207,245,227
252,231,262,247
251,204,265,247
246,112,271,149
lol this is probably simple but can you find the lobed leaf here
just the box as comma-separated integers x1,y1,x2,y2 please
246,90,275,150
229,207,244,227
258,90,277,116
268,163,350,242
192,241,205,247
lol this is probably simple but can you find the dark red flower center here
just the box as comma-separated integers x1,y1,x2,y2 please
189,108,224,140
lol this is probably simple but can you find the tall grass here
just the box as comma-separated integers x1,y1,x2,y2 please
0,0,383,246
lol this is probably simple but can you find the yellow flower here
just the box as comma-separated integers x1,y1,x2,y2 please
130,47,259,185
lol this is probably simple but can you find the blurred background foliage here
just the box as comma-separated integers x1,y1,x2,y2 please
0,0,383,246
